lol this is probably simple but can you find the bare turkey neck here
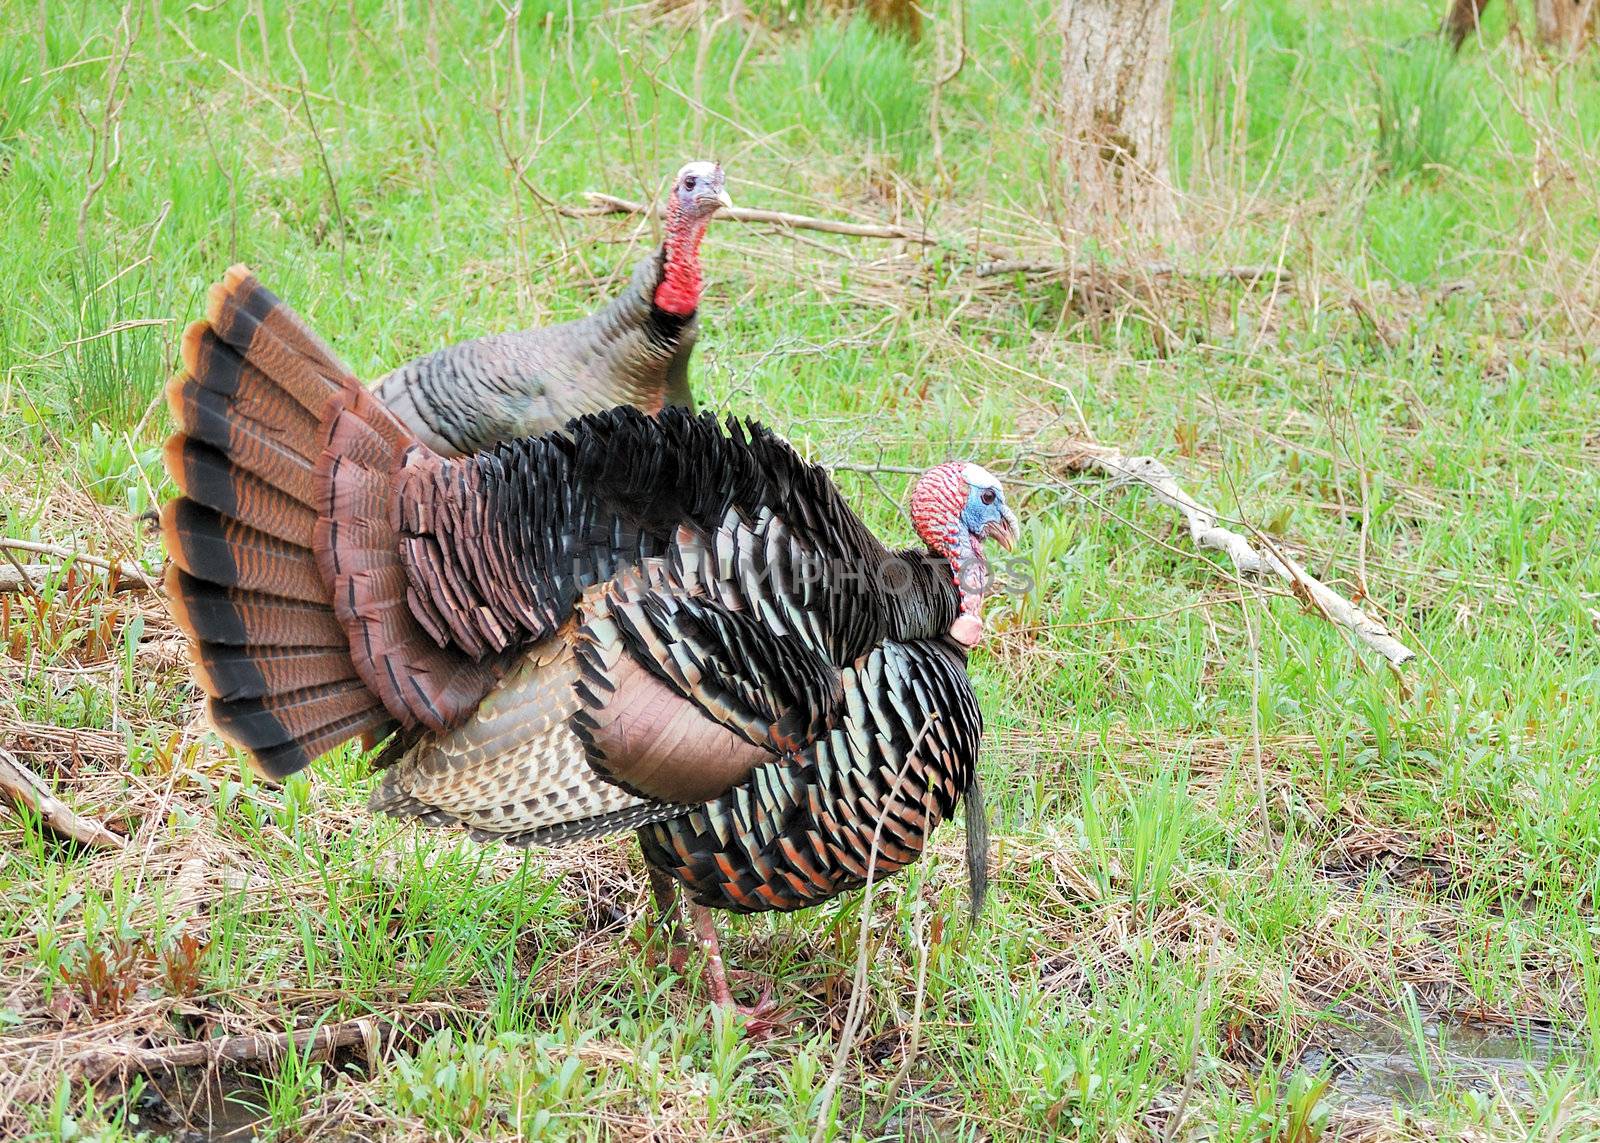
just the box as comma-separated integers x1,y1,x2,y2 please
949,535,989,622
653,208,709,317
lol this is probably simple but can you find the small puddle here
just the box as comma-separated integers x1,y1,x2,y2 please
127,1068,272,1142
1299,1011,1586,1112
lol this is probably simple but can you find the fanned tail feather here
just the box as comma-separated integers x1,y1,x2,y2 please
161,266,402,780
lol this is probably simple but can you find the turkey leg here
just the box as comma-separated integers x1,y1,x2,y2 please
643,866,692,973
641,868,784,1033
688,901,784,1035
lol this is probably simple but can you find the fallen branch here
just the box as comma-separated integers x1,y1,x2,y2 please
1058,443,1416,669
977,259,1292,288
554,191,1298,296
559,192,935,244
0,562,155,596
560,188,1299,296
82,1010,445,1078
0,539,160,592
0,745,126,850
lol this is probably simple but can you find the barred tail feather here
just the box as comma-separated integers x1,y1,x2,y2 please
163,265,501,780
161,265,396,780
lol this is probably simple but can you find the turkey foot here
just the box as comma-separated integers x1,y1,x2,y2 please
689,903,788,1038
643,872,786,1036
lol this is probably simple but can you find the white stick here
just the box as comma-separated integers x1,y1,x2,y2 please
0,539,159,591
1062,444,1416,669
0,562,155,596
0,746,126,850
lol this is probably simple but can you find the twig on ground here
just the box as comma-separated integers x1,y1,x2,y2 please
0,562,44,596
560,192,1298,301
0,549,40,597
560,192,936,244
929,0,966,183
81,1010,447,1078
1056,442,1417,669
0,562,153,596
0,745,126,850
692,3,741,146
876,900,935,1123
976,259,1292,288
20,318,174,362
0,539,159,592
285,11,349,288
0,720,128,764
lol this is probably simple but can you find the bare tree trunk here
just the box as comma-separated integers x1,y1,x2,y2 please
1536,0,1597,50
1445,0,1493,49
1056,0,1179,242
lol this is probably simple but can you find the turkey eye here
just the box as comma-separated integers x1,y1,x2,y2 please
980,488,997,506
684,175,698,190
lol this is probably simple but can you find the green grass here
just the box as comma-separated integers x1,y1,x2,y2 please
1371,40,1482,181
3,0,1600,1139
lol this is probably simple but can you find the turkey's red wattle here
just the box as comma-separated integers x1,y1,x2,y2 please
654,206,711,317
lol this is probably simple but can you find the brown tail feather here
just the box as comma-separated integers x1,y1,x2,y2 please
208,687,395,782
163,264,501,781
162,499,327,604
314,401,505,731
164,567,348,649
163,436,318,547
165,367,325,506
179,321,327,434
204,266,354,401
162,266,399,780
191,644,361,703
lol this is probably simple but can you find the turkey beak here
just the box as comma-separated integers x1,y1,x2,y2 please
714,188,733,212
982,509,1019,553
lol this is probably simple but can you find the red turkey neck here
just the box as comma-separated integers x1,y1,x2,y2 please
653,204,711,317
948,532,989,623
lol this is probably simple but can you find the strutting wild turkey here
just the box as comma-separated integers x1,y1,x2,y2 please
373,162,731,456
160,267,1019,1028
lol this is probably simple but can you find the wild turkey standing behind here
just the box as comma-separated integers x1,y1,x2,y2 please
373,161,731,455
159,267,1019,1030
